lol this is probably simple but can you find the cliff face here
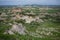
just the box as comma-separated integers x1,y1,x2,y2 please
8,23,26,35
11,8,22,13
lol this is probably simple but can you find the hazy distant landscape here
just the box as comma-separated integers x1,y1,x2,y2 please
0,5,60,40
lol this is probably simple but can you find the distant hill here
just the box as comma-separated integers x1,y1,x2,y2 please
24,4,60,8
0,4,60,8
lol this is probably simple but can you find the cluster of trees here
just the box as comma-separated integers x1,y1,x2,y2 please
42,13,60,23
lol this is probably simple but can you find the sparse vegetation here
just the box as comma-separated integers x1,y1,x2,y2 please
0,6,60,40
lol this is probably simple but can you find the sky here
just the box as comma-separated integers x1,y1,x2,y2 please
0,0,60,5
